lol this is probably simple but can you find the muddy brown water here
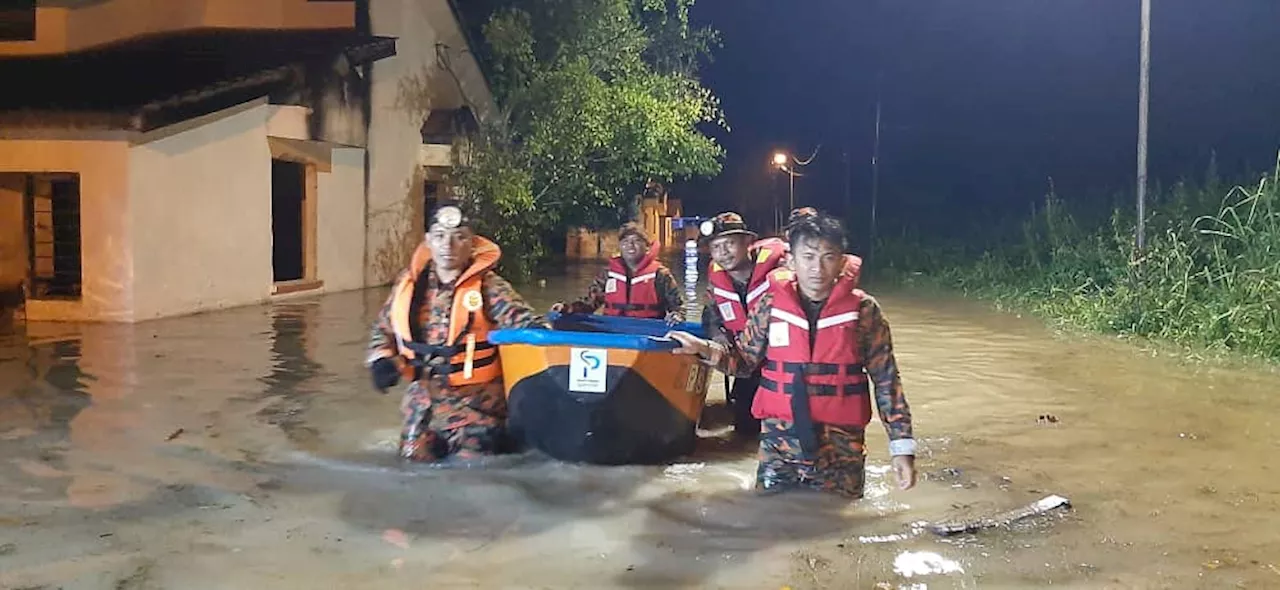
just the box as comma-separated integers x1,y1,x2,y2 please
1,263,1278,589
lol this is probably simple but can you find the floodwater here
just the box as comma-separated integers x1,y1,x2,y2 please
1,263,1279,589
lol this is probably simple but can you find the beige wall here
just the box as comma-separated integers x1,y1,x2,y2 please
0,140,132,322
128,104,274,321
0,175,25,295
0,0,355,56
315,147,367,292
364,0,497,285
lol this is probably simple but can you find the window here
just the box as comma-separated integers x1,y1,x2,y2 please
0,1,35,42
22,173,82,300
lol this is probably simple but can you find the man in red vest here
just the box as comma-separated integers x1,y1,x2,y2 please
667,210,916,498
700,211,787,436
552,222,685,324
366,201,549,462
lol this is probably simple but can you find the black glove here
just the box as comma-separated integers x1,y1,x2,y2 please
370,357,401,393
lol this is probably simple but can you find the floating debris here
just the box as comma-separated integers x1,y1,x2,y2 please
930,495,1072,536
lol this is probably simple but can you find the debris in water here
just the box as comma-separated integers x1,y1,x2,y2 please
1037,414,1059,424
893,550,965,578
0,542,16,555
165,428,184,441
382,529,411,550
930,494,1071,536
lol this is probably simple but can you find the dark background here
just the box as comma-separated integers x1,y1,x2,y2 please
677,0,1280,242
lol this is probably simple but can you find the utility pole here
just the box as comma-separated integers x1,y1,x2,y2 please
869,90,882,261
1136,0,1151,252
843,148,852,226
868,0,884,262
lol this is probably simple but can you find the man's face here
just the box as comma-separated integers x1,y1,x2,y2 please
789,236,844,300
619,234,649,267
709,234,751,272
427,223,474,273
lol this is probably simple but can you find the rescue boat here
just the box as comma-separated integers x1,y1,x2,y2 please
488,313,712,465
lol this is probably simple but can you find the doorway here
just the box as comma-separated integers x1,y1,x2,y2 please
271,159,306,283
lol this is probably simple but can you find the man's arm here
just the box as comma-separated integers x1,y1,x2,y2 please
483,272,551,330
702,291,771,377
858,294,916,456
702,283,731,347
365,272,409,372
565,268,609,314
656,267,686,322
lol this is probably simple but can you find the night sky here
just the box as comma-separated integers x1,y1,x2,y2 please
678,0,1280,239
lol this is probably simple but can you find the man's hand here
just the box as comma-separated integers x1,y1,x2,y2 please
891,455,917,491
549,302,566,314
664,311,683,326
370,357,401,393
665,331,710,357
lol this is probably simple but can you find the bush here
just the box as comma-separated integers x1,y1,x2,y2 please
875,155,1280,361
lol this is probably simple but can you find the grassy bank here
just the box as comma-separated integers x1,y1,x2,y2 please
874,158,1280,362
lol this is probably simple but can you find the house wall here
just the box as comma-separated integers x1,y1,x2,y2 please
364,0,496,285
128,103,274,321
315,147,367,292
0,175,26,297
0,140,133,321
0,0,355,57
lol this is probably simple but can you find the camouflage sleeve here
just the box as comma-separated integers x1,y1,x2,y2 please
858,295,915,451
365,272,406,367
565,268,608,314
702,283,730,346
656,267,686,321
483,272,551,330
708,291,770,377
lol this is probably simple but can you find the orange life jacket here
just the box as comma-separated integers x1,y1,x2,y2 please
389,237,502,387
707,238,787,335
603,241,664,318
753,266,871,439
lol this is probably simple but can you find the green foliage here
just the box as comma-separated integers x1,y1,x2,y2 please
450,0,725,279
877,154,1280,361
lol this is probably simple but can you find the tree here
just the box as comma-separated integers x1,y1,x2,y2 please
452,0,726,278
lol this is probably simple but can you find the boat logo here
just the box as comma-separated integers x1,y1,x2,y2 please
569,348,608,393
578,350,602,375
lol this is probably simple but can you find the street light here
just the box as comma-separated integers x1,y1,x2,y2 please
772,152,798,215
771,146,819,215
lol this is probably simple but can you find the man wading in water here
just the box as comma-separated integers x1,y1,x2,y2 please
551,222,685,325
667,211,916,498
366,201,548,461
700,211,788,436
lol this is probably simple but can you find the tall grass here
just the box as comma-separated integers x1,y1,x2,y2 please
877,156,1280,361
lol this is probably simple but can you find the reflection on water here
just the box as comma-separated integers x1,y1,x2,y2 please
0,265,1278,589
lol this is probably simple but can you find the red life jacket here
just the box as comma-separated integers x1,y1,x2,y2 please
752,267,871,428
707,238,787,334
603,242,664,319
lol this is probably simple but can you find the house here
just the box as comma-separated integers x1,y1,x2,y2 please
564,180,686,260
0,0,494,322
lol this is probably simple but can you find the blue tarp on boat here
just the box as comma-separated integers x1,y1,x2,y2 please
488,313,708,351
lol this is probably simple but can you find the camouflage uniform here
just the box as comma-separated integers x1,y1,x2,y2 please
702,276,763,432
565,266,686,322
368,267,548,461
707,291,913,498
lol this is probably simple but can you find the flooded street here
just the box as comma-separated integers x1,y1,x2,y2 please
2,264,1279,589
